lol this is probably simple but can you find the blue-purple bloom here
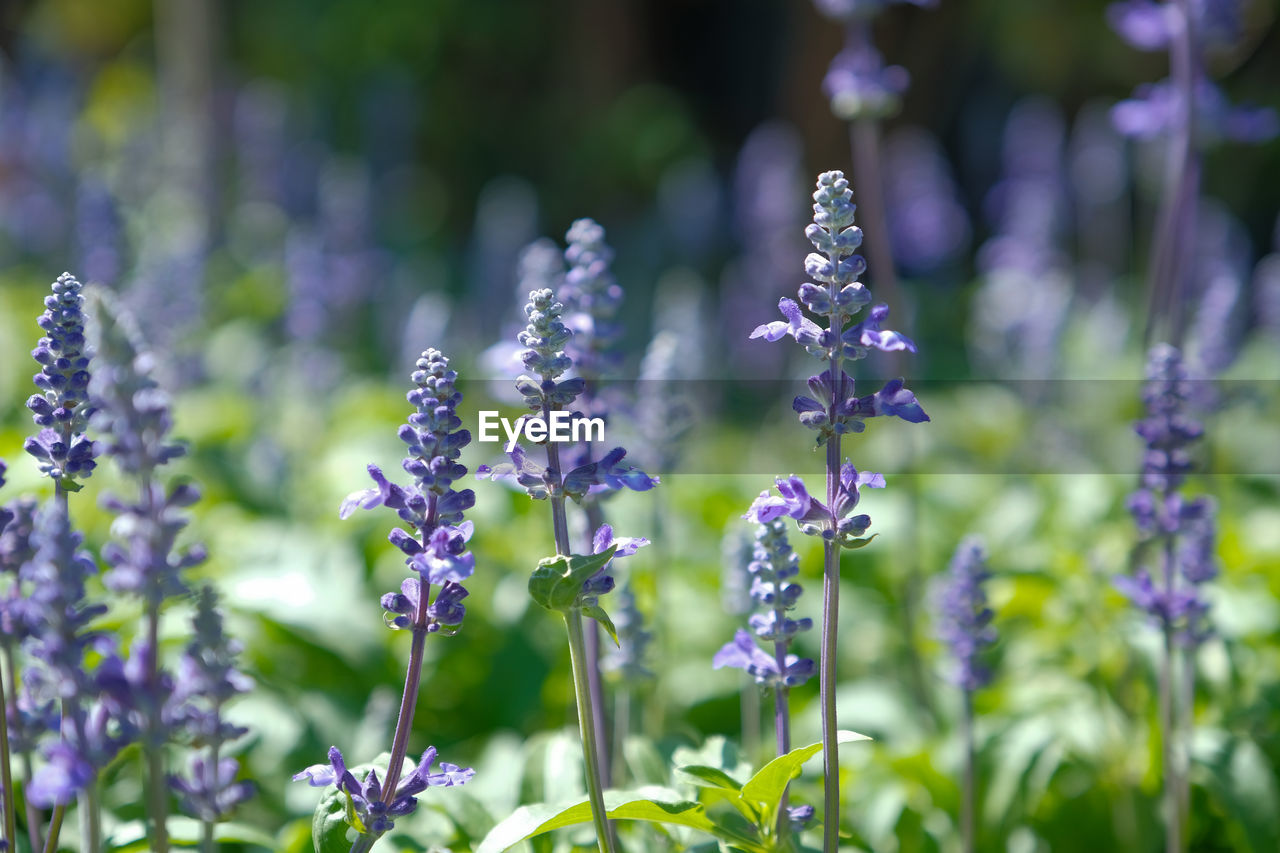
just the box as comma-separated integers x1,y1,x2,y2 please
20,502,132,807
935,538,996,692
25,272,97,487
341,349,477,635
167,587,254,821
714,519,815,688
561,218,625,385
293,745,473,835
814,1,938,121
1116,345,1217,646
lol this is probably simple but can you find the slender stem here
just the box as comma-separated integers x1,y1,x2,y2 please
565,610,618,853
348,833,377,853
582,499,612,788
7,642,44,853
145,596,169,853
961,690,976,853
137,469,168,853
41,803,64,853
1159,532,1181,853
379,499,438,802
201,817,215,853
79,779,101,853
821,251,846,853
771,642,792,845
1143,0,1198,347
0,648,18,852
1180,646,1195,838
545,428,614,853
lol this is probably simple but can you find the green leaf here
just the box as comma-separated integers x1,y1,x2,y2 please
678,764,745,791
841,534,877,550
528,546,617,612
476,787,716,853
739,731,871,823
312,783,359,853
582,603,619,645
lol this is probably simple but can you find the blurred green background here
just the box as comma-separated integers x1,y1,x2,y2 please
2,0,1280,850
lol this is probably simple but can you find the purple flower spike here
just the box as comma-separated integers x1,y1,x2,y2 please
934,538,997,693
26,272,98,486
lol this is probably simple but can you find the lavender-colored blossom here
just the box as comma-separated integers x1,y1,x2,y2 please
971,99,1072,379
25,272,98,486
341,349,477,621
715,519,816,689
168,587,254,822
304,348,477,842
935,538,996,692
294,745,473,835
822,38,910,122
1118,345,1217,646
883,127,971,274
602,585,653,684
561,218,625,385
477,290,655,502
20,502,132,806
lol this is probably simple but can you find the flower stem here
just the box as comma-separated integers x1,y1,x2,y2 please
145,595,170,853
1159,533,1182,853
821,237,846,853
961,690,976,853
1144,0,1198,347
545,430,614,853
771,640,792,844
41,803,64,853
79,778,102,853
5,643,43,853
0,650,18,853
201,817,215,853
583,499,612,788
379,498,438,803
564,609,617,853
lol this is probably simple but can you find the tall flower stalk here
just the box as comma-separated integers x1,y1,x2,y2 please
169,586,255,853
1115,344,1216,853
479,288,654,853
816,0,939,315
560,218,628,787
714,518,815,843
0,459,16,852
86,288,210,853
750,170,928,852
18,271,102,852
295,349,476,852
935,538,996,853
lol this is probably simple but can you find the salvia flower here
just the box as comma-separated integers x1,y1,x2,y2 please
934,538,997,692
746,467,885,547
714,520,815,689
293,745,473,835
25,272,98,486
20,502,132,806
478,289,655,502
561,218,625,384
341,349,477,601
168,587,254,822
1116,345,1217,645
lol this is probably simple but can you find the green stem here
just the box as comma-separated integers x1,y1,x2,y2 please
5,642,43,853
201,818,216,853
41,804,65,853
961,691,976,853
582,498,611,788
0,646,18,852
348,833,376,853
79,779,102,853
565,610,618,853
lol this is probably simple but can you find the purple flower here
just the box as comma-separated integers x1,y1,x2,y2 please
25,272,98,486
714,629,815,688
751,297,824,347
409,524,476,585
934,538,997,692
1119,346,1218,646
293,745,473,835
561,218,625,383
169,755,255,823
